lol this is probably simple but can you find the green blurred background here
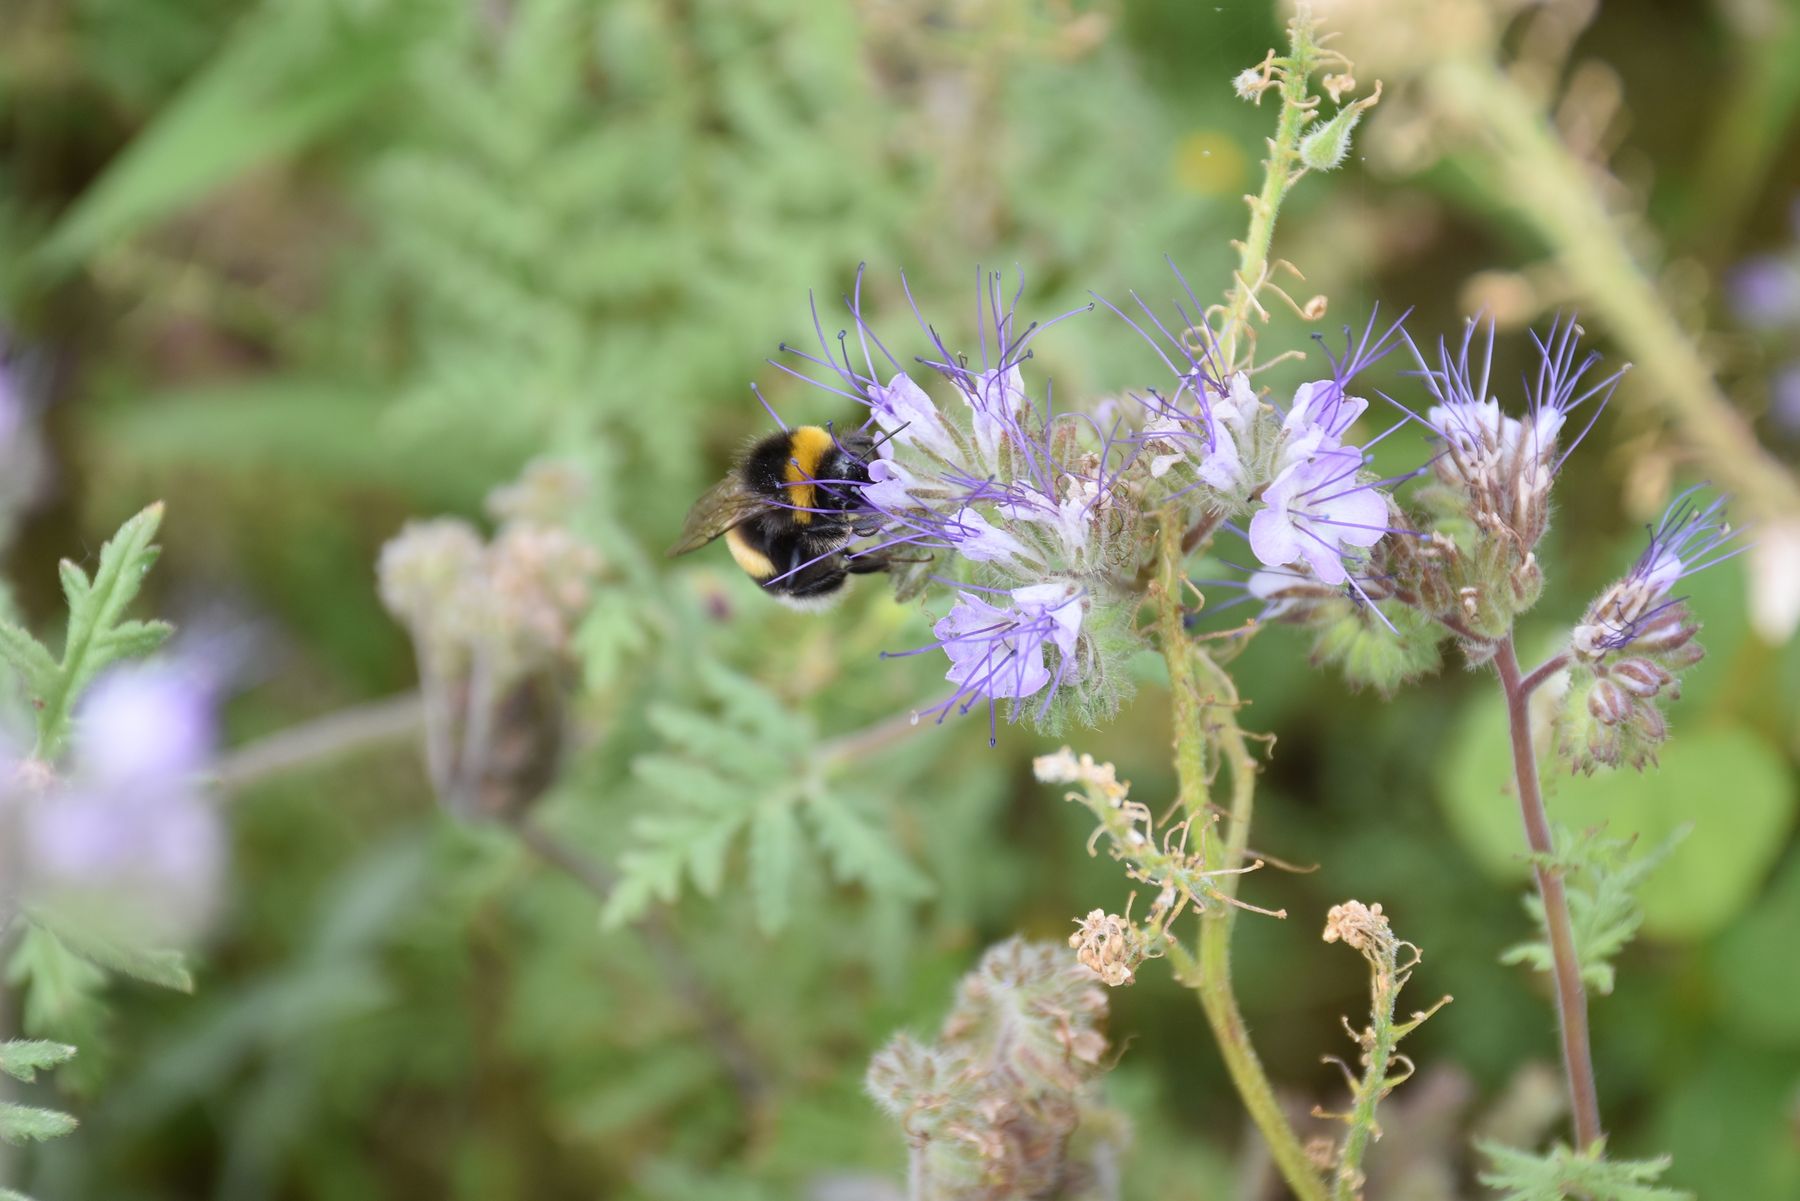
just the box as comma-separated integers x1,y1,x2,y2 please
2,0,1798,1197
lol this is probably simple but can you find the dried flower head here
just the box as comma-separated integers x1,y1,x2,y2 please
1322,899,1393,955
379,467,603,819
1069,907,1152,987
866,938,1123,1198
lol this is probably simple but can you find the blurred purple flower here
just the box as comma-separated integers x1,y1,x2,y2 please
1772,362,1800,438
1729,256,1800,329
77,662,217,786
19,662,225,943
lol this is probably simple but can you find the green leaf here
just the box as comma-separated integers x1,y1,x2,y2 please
6,925,106,1039
0,620,58,696
1501,826,1685,994
808,797,932,900
0,1041,77,1084
1438,710,1795,940
33,504,171,758
28,910,195,994
1477,1140,1690,1201
1712,850,1800,1045
34,4,422,271
748,802,803,935
0,1103,78,1146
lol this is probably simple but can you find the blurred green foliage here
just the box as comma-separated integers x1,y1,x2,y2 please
1,0,1798,1198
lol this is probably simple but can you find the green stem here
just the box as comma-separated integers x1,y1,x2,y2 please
1429,57,1800,523
1333,942,1400,1200
1155,516,1328,1201
1216,29,1319,369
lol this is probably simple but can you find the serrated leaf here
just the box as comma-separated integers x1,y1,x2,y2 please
1501,826,1686,995
1478,1139,1690,1201
56,561,91,612
33,503,169,757
599,862,667,930
0,1041,77,1083
0,1102,78,1145
0,621,58,696
748,802,803,934
630,755,737,805
28,911,195,993
697,661,803,749
808,797,932,900
94,619,175,662
645,705,783,777
6,925,106,1037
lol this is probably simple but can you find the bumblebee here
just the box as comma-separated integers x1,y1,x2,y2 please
669,425,899,607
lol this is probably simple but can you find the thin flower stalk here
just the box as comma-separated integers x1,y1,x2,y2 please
1495,635,1602,1149
1319,901,1451,1201
1216,21,1324,369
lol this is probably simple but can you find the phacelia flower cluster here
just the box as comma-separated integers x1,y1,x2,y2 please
1559,490,1742,772
1108,280,1406,594
732,264,1738,758
775,268,1141,741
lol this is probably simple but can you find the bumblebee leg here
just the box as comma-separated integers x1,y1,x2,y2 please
843,548,932,575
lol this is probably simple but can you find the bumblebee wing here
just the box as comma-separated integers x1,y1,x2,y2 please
668,474,763,556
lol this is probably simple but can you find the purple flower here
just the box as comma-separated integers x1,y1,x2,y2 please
869,372,960,461
1403,316,1620,547
945,505,1040,567
1573,489,1744,657
1137,371,1259,494
890,581,1085,743
1248,448,1387,586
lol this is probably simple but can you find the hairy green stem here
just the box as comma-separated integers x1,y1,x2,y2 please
1216,29,1320,370
1495,636,1603,1149
1156,515,1327,1201
1333,943,1400,1199
1429,58,1800,523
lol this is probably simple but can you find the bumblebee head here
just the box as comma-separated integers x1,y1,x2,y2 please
816,428,878,512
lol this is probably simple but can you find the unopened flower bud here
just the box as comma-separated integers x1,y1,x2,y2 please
1509,552,1544,609
1587,678,1632,725
1299,104,1364,172
1611,658,1670,698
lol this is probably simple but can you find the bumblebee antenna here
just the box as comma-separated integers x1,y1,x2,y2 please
867,422,911,453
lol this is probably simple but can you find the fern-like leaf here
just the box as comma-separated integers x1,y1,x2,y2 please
0,1041,77,1084
603,665,930,933
1,504,173,758
0,1103,78,1146
1503,825,1685,995
1478,1139,1691,1201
